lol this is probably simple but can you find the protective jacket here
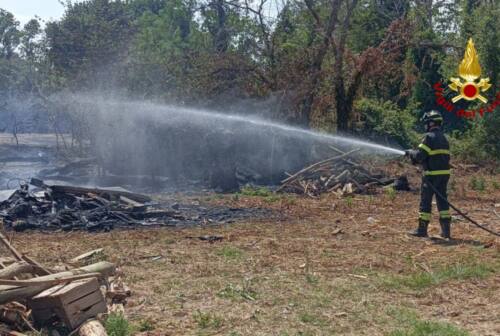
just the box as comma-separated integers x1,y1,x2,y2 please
409,128,450,176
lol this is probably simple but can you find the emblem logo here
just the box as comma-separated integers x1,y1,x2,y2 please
448,38,491,103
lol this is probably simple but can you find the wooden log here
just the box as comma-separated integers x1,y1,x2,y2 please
0,258,16,265
79,319,108,336
70,249,105,266
334,170,350,184
0,262,38,279
21,255,51,275
0,232,23,261
7,331,29,336
0,262,115,305
328,145,363,167
0,232,50,275
0,272,101,286
278,149,359,191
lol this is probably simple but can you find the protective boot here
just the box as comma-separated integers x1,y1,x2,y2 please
408,220,429,237
439,219,451,239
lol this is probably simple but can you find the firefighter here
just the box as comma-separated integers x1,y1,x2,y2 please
405,110,451,239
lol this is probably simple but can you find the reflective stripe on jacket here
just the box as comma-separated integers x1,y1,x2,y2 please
410,128,450,174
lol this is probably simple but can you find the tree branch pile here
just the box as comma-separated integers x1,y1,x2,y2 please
278,148,407,197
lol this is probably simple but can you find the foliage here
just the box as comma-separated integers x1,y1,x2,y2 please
0,0,499,161
216,245,244,260
449,120,497,163
355,98,419,148
388,308,469,336
382,260,496,291
193,310,223,329
385,187,397,201
217,281,257,301
137,318,156,332
239,185,272,197
469,176,486,192
105,313,131,336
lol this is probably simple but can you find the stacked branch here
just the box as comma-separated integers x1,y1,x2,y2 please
278,148,396,197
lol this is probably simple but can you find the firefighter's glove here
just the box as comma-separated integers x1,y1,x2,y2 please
404,149,417,165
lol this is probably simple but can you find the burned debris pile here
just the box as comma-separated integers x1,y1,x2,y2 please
0,179,271,232
278,149,409,197
0,234,128,335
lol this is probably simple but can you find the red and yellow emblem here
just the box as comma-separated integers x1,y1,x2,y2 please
449,38,491,103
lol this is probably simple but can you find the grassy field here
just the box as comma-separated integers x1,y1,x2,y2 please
6,163,500,336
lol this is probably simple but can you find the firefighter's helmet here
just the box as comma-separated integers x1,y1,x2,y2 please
421,110,443,126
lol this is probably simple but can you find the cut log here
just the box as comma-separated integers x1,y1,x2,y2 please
7,331,29,336
0,257,16,265
70,249,105,266
0,261,39,279
79,319,108,336
0,232,23,261
0,261,115,304
0,272,101,286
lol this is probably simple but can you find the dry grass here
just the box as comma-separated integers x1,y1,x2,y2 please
5,164,500,335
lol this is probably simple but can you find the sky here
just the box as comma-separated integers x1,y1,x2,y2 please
0,0,66,25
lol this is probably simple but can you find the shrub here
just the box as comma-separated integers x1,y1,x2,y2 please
239,185,273,197
469,176,486,191
105,313,131,336
193,310,223,329
354,98,419,148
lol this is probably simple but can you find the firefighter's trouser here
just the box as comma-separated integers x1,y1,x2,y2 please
418,175,451,224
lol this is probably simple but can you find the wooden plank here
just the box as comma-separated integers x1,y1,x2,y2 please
66,290,105,317
65,293,107,329
30,278,99,308
48,184,151,203
61,279,101,306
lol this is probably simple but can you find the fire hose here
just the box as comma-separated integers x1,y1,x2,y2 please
404,152,500,237
425,178,500,237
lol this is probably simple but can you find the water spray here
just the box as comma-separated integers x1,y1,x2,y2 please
82,96,405,156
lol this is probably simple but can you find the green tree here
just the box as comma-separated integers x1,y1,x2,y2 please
0,9,20,60
45,0,133,89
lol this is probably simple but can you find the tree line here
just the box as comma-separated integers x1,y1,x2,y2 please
0,0,499,160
